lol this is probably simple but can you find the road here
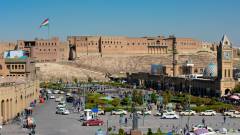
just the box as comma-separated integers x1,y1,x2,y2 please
2,95,240,135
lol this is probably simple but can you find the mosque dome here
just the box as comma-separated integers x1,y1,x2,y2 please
203,62,217,78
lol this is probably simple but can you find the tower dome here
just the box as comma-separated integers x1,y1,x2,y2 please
203,62,217,78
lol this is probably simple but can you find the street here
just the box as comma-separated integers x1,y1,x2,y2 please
1,95,240,135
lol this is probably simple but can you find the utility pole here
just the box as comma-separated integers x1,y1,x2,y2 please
187,79,192,131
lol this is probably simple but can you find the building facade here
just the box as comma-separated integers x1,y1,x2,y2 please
67,35,203,59
127,35,238,97
17,37,69,62
0,50,40,124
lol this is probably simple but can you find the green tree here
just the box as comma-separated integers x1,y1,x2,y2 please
118,128,125,135
233,84,240,93
147,128,153,135
162,90,172,105
121,97,130,106
150,93,157,103
112,98,121,107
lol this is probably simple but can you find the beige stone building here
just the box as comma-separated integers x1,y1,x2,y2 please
0,50,40,124
17,37,69,62
0,78,39,124
67,35,203,59
127,35,238,97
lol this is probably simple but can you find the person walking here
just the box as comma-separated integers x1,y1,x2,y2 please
125,117,128,126
202,118,205,126
223,115,226,124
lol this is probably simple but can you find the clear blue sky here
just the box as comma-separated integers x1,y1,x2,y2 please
0,0,240,46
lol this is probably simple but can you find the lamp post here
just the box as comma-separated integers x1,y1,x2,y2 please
186,78,192,131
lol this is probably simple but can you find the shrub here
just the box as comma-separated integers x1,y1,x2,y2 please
118,128,125,135
147,128,153,135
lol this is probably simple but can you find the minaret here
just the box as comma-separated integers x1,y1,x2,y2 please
172,35,178,76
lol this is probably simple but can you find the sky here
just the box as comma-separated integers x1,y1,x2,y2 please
0,0,240,46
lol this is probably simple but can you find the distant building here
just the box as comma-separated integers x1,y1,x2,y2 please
127,35,238,97
0,50,40,124
67,35,203,59
17,37,69,62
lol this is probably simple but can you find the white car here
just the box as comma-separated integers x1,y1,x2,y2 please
98,109,105,115
192,124,215,134
55,97,62,102
57,102,66,109
60,91,65,94
154,112,162,116
50,95,55,99
56,108,70,115
53,90,60,94
180,110,196,116
200,110,216,116
223,110,239,116
66,93,72,97
111,109,127,115
230,113,240,118
161,113,179,119
47,90,52,94
137,110,152,115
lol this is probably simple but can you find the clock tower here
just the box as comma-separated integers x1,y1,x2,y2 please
217,35,235,95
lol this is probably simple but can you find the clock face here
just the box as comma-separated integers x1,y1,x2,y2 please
223,51,232,60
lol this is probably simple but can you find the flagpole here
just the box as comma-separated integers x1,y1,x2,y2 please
48,23,50,40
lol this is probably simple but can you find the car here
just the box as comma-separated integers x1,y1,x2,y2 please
82,119,104,126
56,102,66,109
137,110,152,115
60,91,65,94
199,110,216,116
111,109,127,115
180,110,196,116
154,112,162,116
47,90,52,94
66,96,74,103
56,108,70,115
230,113,240,118
98,109,105,115
66,93,72,97
53,90,60,94
223,110,239,116
192,124,215,133
50,95,55,99
161,113,179,119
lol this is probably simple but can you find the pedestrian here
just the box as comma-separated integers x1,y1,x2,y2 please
77,106,80,112
183,127,186,135
125,117,128,126
223,116,226,123
202,118,205,126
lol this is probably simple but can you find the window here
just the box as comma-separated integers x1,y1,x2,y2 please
40,49,41,51
12,65,14,69
49,49,50,51
224,69,227,77
15,65,17,69
21,65,24,69
7,65,10,69
0,65,2,70
228,69,231,77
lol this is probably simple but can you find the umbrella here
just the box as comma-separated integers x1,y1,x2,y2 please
229,95,240,100
194,128,208,135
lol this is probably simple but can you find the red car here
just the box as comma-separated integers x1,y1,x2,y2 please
83,119,104,126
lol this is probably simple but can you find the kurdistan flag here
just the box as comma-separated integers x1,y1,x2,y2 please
40,18,49,28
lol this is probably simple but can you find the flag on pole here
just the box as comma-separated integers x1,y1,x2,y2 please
39,18,49,28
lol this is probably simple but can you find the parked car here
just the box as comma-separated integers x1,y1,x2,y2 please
66,93,72,97
180,110,196,116
56,108,70,115
53,90,60,94
111,109,127,115
230,113,240,118
47,90,52,94
98,109,105,115
56,102,66,109
154,112,162,116
137,110,152,115
161,113,179,119
66,96,74,103
50,95,55,99
60,91,65,94
200,110,216,116
82,119,104,126
223,110,239,116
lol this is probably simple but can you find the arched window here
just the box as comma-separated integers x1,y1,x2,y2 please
0,65,2,70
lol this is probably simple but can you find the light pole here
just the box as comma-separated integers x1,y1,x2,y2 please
187,78,192,131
